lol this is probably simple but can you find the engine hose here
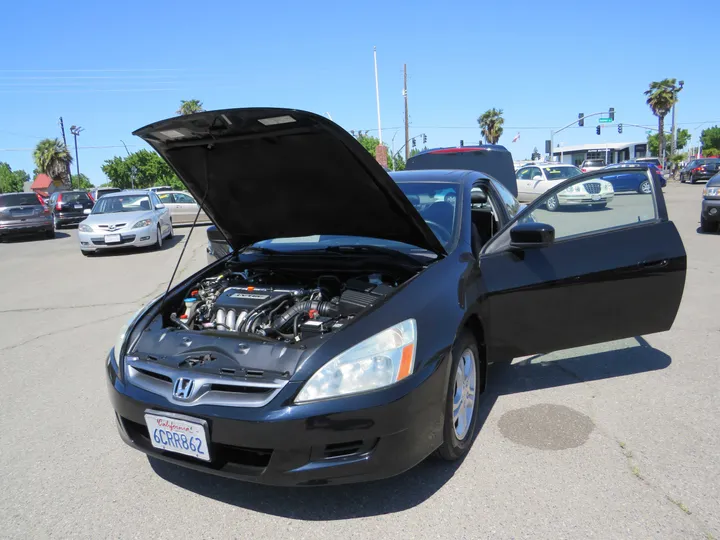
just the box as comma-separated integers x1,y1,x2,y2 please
271,300,339,331
239,292,292,333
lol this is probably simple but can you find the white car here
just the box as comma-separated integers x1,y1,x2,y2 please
77,190,173,256
580,159,606,173
515,163,584,203
156,190,211,225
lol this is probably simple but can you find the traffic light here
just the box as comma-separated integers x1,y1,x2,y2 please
596,126,601,135
460,140,464,147
578,113,584,127
545,140,551,154
618,124,623,134
412,138,416,148
609,107,615,121
423,134,427,144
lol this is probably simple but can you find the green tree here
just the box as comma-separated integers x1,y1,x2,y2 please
477,108,504,144
74,173,94,189
648,128,690,156
33,138,73,185
176,99,204,115
644,79,684,161
101,150,182,189
0,162,27,193
700,126,720,152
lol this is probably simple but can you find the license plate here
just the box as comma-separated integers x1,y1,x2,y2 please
74,204,83,209
83,208,92,215
104,234,121,243
144,411,210,461
592,194,601,201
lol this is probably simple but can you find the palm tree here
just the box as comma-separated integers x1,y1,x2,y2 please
176,99,205,115
644,79,683,162
477,108,504,144
33,138,72,185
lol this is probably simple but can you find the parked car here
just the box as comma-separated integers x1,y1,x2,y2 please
156,190,210,225
515,163,583,203
90,187,122,200
406,144,518,197
205,225,232,263
602,163,667,191
106,108,686,486
147,186,173,193
632,157,662,169
0,192,54,240
679,158,720,184
580,159,606,173
77,190,173,256
48,190,95,228
700,173,720,233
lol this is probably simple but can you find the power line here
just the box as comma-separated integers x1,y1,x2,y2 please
0,144,142,152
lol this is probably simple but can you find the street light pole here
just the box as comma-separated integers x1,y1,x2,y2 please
69,125,84,188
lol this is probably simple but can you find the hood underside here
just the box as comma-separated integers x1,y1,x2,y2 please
133,108,446,255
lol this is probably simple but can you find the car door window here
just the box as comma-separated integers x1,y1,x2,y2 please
173,193,196,204
511,170,658,242
529,167,542,180
516,168,533,180
490,178,522,220
158,193,175,204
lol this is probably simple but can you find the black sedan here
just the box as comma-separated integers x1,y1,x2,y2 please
701,173,720,233
680,158,720,184
107,108,687,486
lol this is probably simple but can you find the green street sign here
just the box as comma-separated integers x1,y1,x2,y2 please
599,118,613,123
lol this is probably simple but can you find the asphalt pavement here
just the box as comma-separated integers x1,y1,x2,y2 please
0,183,718,539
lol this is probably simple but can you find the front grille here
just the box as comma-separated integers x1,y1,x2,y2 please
122,418,273,468
98,223,127,230
584,182,601,194
91,234,136,246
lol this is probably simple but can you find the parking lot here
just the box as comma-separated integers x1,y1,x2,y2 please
0,182,718,539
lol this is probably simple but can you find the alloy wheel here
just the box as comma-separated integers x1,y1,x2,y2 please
452,348,477,441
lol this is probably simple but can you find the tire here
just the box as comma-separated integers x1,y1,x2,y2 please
701,216,718,233
435,330,483,461
167,221,173,240
155,225,163,250
545,195,559,212
81,250,94,257
45,228,55,239
690,175,696,184
53,215,61,230
680,175,686,183
638,180,652,194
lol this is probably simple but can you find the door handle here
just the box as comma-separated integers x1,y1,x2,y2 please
638,259,668,270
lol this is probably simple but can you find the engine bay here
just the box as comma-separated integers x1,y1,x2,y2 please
168,267,402,343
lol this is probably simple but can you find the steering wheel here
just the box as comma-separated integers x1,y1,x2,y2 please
425,220,452,244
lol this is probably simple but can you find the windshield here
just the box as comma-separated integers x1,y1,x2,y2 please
0,193,43,207
92,194,152,214
544,167,582,180
249,181,460,256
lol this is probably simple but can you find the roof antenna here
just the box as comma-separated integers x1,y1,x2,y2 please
161,144,213,324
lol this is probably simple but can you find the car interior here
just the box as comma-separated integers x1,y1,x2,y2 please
469,187,498,255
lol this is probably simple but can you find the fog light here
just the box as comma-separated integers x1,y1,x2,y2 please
80,241,89,246
140,236,150,241
709,208,718,216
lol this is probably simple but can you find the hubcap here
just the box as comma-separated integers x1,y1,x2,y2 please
452,348,477,440
641,181,651,194
547,197,557,210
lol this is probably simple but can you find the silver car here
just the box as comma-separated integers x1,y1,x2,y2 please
156,190,210,225
0,192,55,240
77,190,173,256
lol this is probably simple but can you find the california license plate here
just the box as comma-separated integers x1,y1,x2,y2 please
105,234,121,243
74,204,83,209
144,411,210,461
592,194,601,201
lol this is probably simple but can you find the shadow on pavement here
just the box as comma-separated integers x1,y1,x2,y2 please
1,231,70,242
148,337,670,519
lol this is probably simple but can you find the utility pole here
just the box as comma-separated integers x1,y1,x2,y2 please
58,117,73,187
70,126,84,184
671,80,684,157
120,140,136,189
403,64,409,161
373,46,383,146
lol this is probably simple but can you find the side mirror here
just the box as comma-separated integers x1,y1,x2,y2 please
470,190,487,205
510,222,555,249
155,203,165,210
532,175,543,181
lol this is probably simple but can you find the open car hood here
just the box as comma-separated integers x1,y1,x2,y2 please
133,108,446,255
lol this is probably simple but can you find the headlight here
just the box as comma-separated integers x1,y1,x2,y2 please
113,304,151,376
78,224,93,232
295,319,417,403
601,181,614,193
132,219,152,229
704,186,720,197
562,184,584,194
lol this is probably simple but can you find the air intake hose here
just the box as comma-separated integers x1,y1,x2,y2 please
271,300,338,331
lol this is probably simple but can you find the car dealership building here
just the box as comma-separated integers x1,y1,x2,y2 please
551,141,648,166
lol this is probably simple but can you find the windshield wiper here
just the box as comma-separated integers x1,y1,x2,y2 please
322,245,432,265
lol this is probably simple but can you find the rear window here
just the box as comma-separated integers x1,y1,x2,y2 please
0,193,42,207
61,192,91,203
582,160,605,167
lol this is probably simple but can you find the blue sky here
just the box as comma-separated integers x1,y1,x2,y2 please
1,0,718,185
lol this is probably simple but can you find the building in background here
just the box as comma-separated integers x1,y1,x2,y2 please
29,174,65,199
551,141,647,166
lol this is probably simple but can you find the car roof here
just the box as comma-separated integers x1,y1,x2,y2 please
102,189,152,196
518,163,577,169
390,169,485,186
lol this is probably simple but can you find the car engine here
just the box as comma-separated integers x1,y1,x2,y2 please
171,270,397,341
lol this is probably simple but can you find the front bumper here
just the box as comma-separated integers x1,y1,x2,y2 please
78,225,156,250
0,218,53,237
558,193,614,206
107,351,446,486
702,199,720,222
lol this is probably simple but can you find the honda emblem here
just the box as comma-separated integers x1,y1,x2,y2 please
173,378,194,400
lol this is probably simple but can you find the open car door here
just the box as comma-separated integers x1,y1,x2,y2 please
477,166,686,360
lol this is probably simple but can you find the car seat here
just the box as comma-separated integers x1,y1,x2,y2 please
139,200,151,211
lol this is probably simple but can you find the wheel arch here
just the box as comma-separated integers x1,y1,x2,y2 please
459,314,487,395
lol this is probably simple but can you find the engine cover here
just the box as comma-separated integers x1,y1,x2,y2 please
214,286,302,312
